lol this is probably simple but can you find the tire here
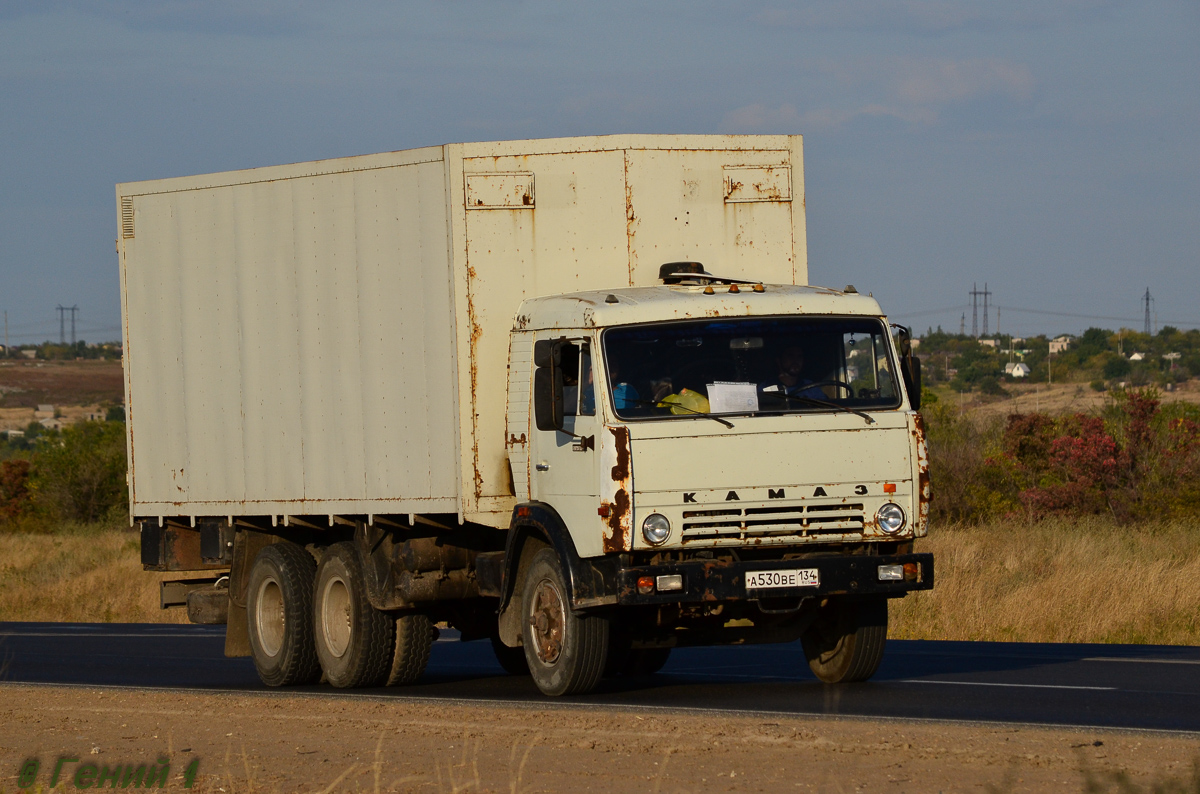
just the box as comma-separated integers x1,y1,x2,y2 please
801,597,888,683
385,613,434,686
521,548,608,696
246,542,321,687
313,542,395,688
490,633,530,676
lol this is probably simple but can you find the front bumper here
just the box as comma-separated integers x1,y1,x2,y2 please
613,552,933,606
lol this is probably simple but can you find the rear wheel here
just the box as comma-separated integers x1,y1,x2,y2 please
314,542,395,688
801,597,888,683
246,543,321,687
385,613,434,686
521,548,608,696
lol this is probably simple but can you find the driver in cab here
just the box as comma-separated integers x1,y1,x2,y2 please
761,345,827,401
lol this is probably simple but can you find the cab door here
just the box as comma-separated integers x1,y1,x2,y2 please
531,335,599,543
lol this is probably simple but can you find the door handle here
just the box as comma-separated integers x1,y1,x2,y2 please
535,463,550,472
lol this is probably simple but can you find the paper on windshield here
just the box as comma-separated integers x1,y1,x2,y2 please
707,382,759,414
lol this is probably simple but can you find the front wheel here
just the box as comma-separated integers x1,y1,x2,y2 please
801,597,888,683
521,548,608,696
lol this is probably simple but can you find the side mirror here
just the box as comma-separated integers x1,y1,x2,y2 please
904,355,922,411
533,339,565,431
893,325,921,411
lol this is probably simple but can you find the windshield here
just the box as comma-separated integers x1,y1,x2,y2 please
601,316,902,420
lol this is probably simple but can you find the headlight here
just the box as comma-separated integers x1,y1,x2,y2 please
876,503,907,534
641,513,671,545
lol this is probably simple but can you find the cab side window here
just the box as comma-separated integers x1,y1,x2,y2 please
560,341,595,417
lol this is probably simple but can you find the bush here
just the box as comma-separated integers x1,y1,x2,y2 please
978,376,1007,397
0,459,32,522
32,421,128,524
922,389,1200,525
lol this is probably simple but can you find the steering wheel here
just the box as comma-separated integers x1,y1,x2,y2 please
805,379,854,397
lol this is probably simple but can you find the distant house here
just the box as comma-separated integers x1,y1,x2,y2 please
20,349,36,359
38,417,63,430
1005,362,1031,378
34,404,55,418
1049,336,1073,354
2,429,24,440
1129,352,1145,361
979,339,999,348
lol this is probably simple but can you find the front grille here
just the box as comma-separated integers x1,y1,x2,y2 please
681,502,865,544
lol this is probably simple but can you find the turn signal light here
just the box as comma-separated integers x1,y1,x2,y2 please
884,483,896,494
637,576,655,595
904,562,919,581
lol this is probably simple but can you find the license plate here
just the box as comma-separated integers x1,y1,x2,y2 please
745,568,819,591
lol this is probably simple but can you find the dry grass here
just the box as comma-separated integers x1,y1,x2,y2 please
892,516,1200,644
0,522,186,623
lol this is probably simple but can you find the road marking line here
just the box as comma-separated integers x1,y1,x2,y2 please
1083,657,1200,665
901,679,1116,691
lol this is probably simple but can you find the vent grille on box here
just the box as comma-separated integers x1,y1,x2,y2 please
120,196,135,239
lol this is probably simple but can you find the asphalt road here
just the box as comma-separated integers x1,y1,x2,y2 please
2,622,1198,732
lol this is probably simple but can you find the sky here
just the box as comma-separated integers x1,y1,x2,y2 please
0,0,1197,344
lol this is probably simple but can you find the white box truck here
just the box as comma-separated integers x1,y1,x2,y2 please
119,134,932,696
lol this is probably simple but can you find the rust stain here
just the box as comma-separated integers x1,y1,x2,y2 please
506,433,527,448
466,264,483,500
623,151,636,286
912,412,931,530
602,425,632,553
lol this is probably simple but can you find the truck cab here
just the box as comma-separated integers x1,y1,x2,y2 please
494,272,933,694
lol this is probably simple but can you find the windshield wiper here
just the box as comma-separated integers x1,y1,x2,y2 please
624,397,735,429
759,391,876,425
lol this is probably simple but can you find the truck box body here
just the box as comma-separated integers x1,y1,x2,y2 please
117,135,808,526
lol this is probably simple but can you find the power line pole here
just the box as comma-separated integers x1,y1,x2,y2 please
970,283,978,337
56,305,66,345
959,313,966,336
968,283,992,338
1144,288,1152,335
69,306,78,346
3,310,7,356
982,283,991,336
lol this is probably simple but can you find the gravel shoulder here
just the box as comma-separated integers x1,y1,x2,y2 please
2,685,1198,793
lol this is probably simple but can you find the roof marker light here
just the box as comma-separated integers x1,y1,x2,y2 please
752,284,765,293
728,284,740,294
703,286,715,295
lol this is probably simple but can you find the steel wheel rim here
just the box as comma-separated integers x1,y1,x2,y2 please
528,577,565,665
255,576,285,658
321,576,352,658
